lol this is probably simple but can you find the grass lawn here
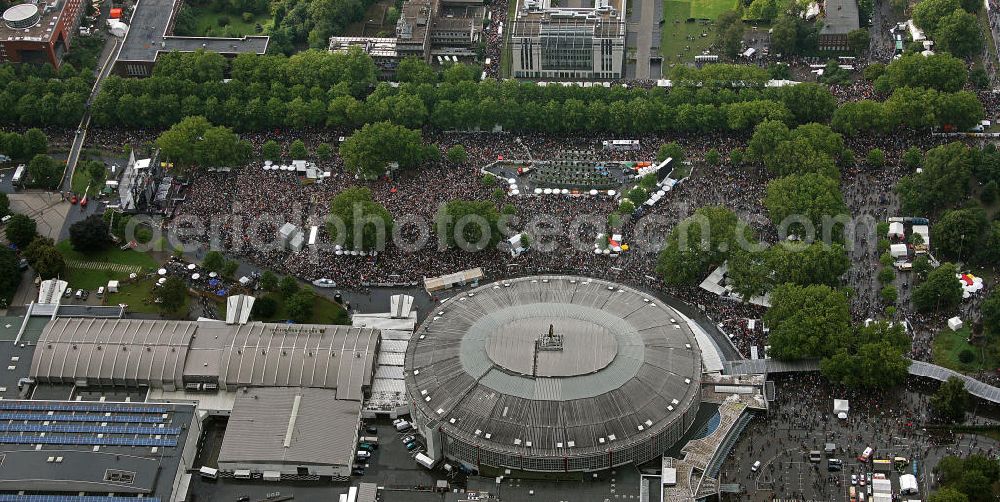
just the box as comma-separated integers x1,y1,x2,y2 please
254,292,351,325
183,7,271,37
112,279,190,317
933,327,1000,373
661,0,719,64
70,166,102,197
689,0,738,20
57,240,159,290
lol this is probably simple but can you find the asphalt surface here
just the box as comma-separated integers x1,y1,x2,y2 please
720,375,1000,500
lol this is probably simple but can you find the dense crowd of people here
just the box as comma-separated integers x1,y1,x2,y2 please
722,374,1000,499
8,22,990,394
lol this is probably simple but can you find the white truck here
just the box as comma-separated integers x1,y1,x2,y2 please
414,452,438,470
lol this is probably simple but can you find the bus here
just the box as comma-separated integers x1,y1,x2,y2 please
602,140,640,151
10,164,25,185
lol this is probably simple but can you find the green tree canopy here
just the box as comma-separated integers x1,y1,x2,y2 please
446,145,468,164
931,376,969,423
656,206,752,286
4,214,37,249
930,207,991,264
0,246,19,306
936,9,983,57
289,139,308,159
896,142,972,215
261,140,281,161
435,199,502,252
27,154,61,190
876,52,968,92
729,242,850,299
396,56,437,84
912,262,963,313
156,116,251,168
766,284,851,360
764,173,849,241
285,290,315,322
847,29,870,56
68,215,112,253
339,121,427,180
913,0,962,33
327,187,394,251
159,277,188,313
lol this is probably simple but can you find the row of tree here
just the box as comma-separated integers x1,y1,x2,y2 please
0,63,90,127
0,129,48,161
92,50,850,132
831,87,983,135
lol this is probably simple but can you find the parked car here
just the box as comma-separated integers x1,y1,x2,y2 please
401,435,416,444
365,425,378,434
352,468,365,476
405,441,419,451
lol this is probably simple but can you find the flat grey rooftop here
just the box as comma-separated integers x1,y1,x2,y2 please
219,387,359,469
0,341,35,399
405,275,702,457
821,0,860,35
0,449,160,493
118,0,268,63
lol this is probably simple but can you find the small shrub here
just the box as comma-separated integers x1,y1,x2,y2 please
217,16,230,27
958,349,975,364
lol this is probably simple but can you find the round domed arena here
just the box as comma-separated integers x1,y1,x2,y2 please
404,275,703,473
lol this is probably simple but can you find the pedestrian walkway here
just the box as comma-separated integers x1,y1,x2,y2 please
64,259,142,275
726,358,1000,405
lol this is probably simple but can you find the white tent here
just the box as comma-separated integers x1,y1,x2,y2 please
106,280,120,293
890,243,908,258
507,233,528,257
887,222,905,238
106,19,128,38
899,474,918,495
912,225,930,246
948,316,963,331
833,399,849,419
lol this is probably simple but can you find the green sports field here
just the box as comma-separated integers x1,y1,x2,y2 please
660,0,739,63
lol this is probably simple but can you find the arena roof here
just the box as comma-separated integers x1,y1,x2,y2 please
30,318,379,399
405,275,702,458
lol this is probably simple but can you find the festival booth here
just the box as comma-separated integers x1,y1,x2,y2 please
947,316,963,331
957,273,984,299
899,474,918,495
889,243,908,258
887,222,905,239
424,268,484,293
833,399,849,419
507,233,528,257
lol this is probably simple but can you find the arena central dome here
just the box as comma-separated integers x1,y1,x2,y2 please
404,275,703,473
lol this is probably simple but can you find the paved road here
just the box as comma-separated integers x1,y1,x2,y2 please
60,36,121,193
